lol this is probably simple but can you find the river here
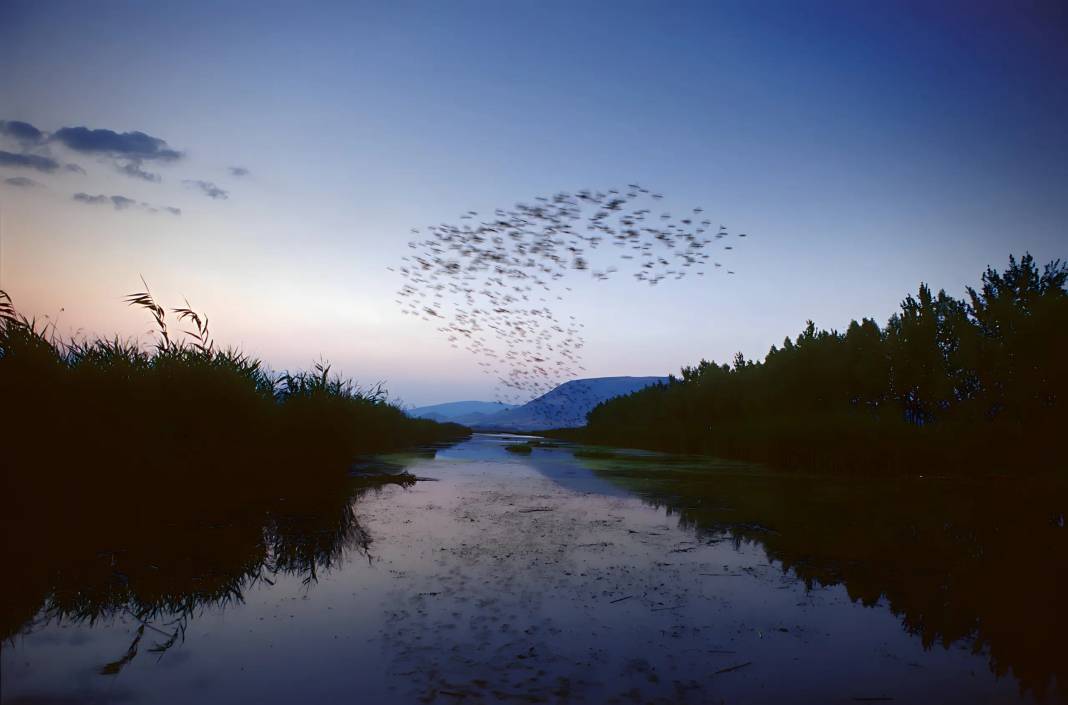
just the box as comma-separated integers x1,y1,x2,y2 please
2,434,1060,703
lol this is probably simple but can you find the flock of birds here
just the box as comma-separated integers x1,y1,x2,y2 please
393,185,747,403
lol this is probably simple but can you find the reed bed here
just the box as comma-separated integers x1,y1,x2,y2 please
0,285,466,494
0,286,467,642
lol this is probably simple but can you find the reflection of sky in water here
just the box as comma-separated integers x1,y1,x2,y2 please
434,433,633,497
2,435,1038,704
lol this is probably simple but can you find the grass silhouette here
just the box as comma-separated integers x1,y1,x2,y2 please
0,285,468,644
0,284,467,492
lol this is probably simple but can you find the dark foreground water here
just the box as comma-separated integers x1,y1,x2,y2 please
2,434,1064,704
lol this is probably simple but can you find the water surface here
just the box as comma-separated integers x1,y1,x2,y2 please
3,434,1061,703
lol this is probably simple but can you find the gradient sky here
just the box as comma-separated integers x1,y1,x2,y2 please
2,1,1066,406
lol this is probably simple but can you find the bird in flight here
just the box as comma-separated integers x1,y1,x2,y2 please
394,185,748,402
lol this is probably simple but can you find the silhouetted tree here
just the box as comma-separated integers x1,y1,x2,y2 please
579,254,1067,472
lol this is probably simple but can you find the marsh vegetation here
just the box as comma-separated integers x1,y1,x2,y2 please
0,285,468,645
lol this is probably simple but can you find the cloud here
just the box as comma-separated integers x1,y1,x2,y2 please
117,160,161,182
4,176,41,188
52,125,181,183
0,150,59,172
228,166,250,177
0,120,45,145
183,179,228,200
1,120,204,185
72,192,180,215
52,126,182,161
73,192,108,205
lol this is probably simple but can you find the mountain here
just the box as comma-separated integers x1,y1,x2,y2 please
473,376,668,431
408,400,519,426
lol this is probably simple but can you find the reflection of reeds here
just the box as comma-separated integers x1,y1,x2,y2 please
0,286,467,657
12,457,421,674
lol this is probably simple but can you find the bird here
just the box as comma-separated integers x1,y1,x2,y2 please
392,185,748,402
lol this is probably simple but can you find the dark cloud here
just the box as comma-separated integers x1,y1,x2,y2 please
72,192,180,215
73,192,108,205
228,166,250,177
4,176,41,188
117,160,161,182
0,150,59,172
0,120,45,145
183,179,228,200
1,121,199,184
52,126,182,161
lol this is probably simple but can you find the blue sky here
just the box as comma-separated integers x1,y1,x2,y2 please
1,1,1065,405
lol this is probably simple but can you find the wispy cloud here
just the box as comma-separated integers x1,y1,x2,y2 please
110,195,137,210
183,179,229,200
0,120,185,182
4,176,41,188
0,150,59,172
72,192,108,205
52,126,182,161
0,120,45,146
2,120,233,207
51,125,181,182
118,160,161,182
72,192,181,215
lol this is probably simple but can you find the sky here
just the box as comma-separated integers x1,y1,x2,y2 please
1,0,1066,406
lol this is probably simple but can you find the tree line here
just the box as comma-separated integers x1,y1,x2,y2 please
579,254,1067,472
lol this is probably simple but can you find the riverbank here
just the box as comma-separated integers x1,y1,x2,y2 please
539,419,1062,475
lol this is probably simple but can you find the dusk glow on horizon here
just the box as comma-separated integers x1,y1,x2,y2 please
3,1,1065,406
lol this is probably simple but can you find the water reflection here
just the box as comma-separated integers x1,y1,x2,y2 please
439,434,632,496
2,462,416,675
574,450,1068,701
3,436,1064,703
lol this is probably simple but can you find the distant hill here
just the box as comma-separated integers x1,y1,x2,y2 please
474,376,667,431
408,400,519,426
